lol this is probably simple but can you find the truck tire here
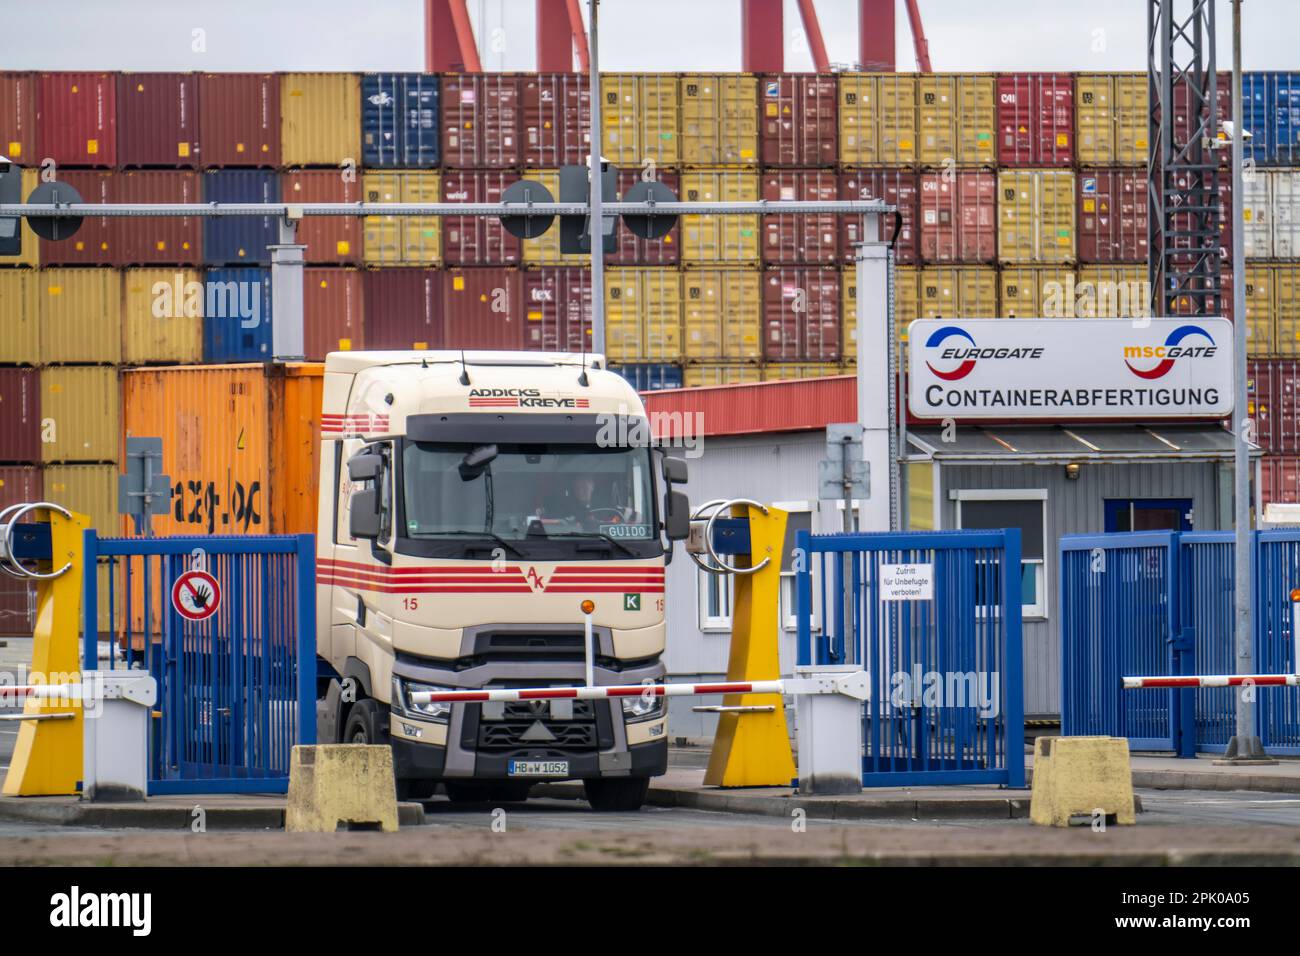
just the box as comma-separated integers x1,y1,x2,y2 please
582,777,650,812
342,699,386,745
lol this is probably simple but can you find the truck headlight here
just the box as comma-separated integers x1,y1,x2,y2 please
621,687,664,722
393,677,453,722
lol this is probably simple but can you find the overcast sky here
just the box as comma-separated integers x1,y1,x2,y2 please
2,0,1292,72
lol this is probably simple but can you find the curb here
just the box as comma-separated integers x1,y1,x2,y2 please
536,781,1034,820
1131,770,1300,794
0,799,426,830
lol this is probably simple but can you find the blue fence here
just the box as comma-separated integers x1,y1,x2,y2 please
82,533,317,795
796,529,1025,788
1061,530,1300,756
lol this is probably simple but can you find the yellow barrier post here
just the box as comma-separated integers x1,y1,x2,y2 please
704,503,798,788
2,509,90,797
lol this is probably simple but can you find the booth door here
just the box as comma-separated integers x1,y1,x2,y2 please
1104,498,1194,533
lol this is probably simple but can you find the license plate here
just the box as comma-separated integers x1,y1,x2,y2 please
508,760,569,777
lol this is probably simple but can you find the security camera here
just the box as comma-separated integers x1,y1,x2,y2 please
1220,120,1253,142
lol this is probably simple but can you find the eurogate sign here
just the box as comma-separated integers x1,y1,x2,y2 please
907,318,1234,419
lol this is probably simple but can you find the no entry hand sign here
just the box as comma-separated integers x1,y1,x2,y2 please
172,569,222,621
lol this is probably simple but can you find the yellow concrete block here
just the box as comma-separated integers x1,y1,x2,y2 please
1030,736,1136,827
285,745,399,833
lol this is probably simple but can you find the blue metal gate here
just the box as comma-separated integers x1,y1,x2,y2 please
1061,529,1300,756
796,530,1025,788
81,533,317,794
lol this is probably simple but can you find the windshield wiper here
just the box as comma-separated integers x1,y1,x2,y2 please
418,530,525,558
541,531,638,557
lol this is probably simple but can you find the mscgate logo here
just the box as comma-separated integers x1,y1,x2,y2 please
1122,324,1218,380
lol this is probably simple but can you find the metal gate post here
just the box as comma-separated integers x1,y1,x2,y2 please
1173,625,1197,758
296,534,318,746
81,529,99,671
1002,528,1026,788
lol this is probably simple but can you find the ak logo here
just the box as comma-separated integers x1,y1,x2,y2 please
525,566,555,594
623,593,641,611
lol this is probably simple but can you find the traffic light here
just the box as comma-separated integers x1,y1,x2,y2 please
559,162,618,255
0,160,20,257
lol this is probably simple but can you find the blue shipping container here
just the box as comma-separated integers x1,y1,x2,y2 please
610,364,684,392
1243,72,1300,165
203,170,280,266
203,268,273,363
362,73,440,167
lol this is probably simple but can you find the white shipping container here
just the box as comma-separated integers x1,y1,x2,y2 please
1243,169,1300,260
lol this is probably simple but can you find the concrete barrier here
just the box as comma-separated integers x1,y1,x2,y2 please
285,744,399,833
1030,736,1136,827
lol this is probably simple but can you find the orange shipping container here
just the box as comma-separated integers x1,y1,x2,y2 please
121,363,323,536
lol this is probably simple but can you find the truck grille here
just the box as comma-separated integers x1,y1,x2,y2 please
476,700,599,753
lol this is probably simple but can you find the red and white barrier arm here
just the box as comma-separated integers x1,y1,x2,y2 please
0,684,91,702
1122,674,1300,689
409,672,872,706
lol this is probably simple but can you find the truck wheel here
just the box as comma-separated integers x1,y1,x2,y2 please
582,777,649,812
342,699,385,745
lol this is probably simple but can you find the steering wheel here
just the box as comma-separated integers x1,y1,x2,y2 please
587,507,626,523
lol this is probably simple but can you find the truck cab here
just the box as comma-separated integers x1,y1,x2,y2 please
315,350,689,810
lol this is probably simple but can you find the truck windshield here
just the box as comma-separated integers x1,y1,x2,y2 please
401,441,657,547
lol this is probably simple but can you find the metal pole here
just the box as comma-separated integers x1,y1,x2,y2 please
587,0,605,356
1225,0,1266,762
583,610,595,689
269,217,306,363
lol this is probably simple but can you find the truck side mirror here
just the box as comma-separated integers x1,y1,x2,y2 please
662,455,687,484
350,489,381,540
348,453,383,483
663,490,690,541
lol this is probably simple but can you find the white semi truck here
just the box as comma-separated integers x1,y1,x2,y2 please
314,350,690,810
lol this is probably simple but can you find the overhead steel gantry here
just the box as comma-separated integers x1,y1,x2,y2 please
1148,0,1223,317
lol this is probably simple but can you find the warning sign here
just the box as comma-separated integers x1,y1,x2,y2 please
172,569,222,621
879,564,934,602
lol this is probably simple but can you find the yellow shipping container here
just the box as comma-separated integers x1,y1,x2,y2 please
1271,266,1300,357
121,268,204,365
45,464,115,630
1076,73,1148,165
838,74,918,166
918,266,999,324
681,169,761,265
762,363,841,382
7,167,39,267
682,269,762,360
997,169,1076,264
917,74,996,167
40,366,120,463
683,363,764,388
280,72,362,166
1075,265,1152,320
38,268,122,364
601,74,680,167
0,268,39,362
604,267,683,364
522,169,588,266
680,74,758,166
999,266,1077,318
362,171,441,266
844,264,921,353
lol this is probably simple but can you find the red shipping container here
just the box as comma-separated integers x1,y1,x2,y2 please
113,171,202,266
611,169,680,265
521,268,592,352
762,169,839,264
1077,169,1148,262
304,268,365,361
1168,267,1232,321
1249,359,1300,454
282,170,362,265
442,170,521,265
838,170,920,264
40,170,115,266
996,73,1074,167
918,170,996,263
197,73,280,167
0,369,41,463
1173,72,1230,167
0,72,36,163
522,73,590,166
759,74,838,167
1261,456,1300,507
0,466,40,635
117,73,198,168
762,267,840,362
37,72,116,168
362,268,443,350
441,74,522,168
444,268,525,350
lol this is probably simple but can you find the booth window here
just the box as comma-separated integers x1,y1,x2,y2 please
779,509,813,631
698,570,733,632
955,493,1047,619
